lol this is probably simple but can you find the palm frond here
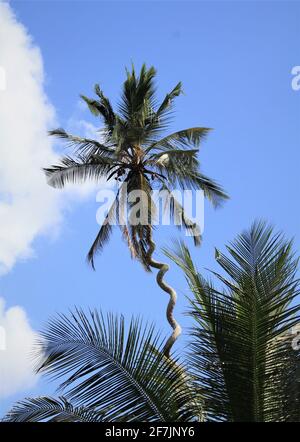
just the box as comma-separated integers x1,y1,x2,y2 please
147,148,199,169
80,95,104,117
80,85,116,136
95,85,116,134
87,184,123,269
34,309,201,422
153,152,228,207
119,64,157,125
188,172,229,207
146,127,211,153
159,184,201,246
165,222,300,422
156,82,182,118
49,128,114,157
139,82,183,142
3,397,104,422
44,155,114,188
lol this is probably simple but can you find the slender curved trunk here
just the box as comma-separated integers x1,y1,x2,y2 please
146,231,182,357
145,232,203,419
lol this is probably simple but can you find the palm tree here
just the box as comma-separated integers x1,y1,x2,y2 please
4,222,300,422
165,221,300,421
44,64,228,356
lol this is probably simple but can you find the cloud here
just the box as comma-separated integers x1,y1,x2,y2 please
0,2,115,402
0,298,38,398
67,105,101,140
0,0,118,401
0,2,114,274
0,1,65,273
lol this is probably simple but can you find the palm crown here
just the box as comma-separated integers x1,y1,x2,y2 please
44,64,228,270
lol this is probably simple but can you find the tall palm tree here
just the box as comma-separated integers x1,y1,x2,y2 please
44,64,228,356
4,222,300,422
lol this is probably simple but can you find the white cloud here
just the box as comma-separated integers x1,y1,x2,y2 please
0,2,111,274
67,104,101,140
0,1,64,274
0,298,39,398
0,2,115,402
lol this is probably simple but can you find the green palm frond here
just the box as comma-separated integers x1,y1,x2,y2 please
165,221,300,422
159,183,201,246
80,85,116,137
119,64,157,125
141,82,183,141
94,84,116,134
156,82,182,118
49,128,114,156
33,309,201,422
80,95,104,117
188,172,229,207
146,127,211,153
154,153,228,207
148,148,199,189
147,148,199,170
44,155,114,188
87,183,124,269
3,397,105,422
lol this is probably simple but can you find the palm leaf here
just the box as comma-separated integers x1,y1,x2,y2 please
86,183,123,269
165,222,300,422
49,128,114,157
146,127,211,153
33,309,202,422
156,82,182,118
3,397,105,422
80,86,116,137
119,64,157,125
153,153,228,207
188,172,229,207
44,155,113,188
94,84,116,133
140,82,183,141
147,148,199,169
159,184,201,246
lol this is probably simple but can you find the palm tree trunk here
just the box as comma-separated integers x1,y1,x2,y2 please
146,231,182,357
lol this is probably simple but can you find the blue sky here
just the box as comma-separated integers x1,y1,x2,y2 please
0,0,299,416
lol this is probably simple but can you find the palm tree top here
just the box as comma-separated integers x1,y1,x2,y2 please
44,63,228,269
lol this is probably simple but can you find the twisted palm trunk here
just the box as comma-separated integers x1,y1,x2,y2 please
146,232,182,357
